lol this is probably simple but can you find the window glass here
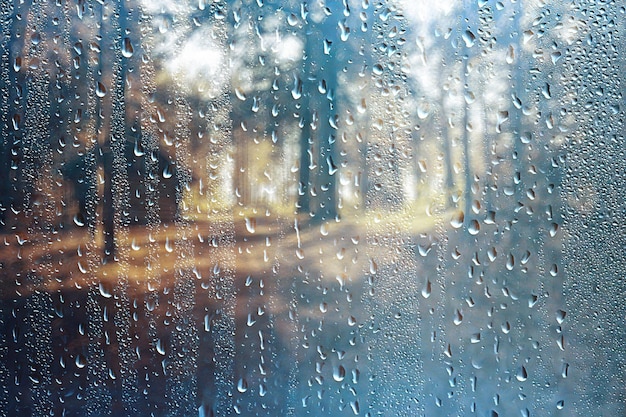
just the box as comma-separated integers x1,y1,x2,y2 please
1,0,624,416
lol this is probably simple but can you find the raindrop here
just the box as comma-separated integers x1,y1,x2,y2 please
450,211,464,228
468,219,480,235
245,217,256,234
99,282,112,298
338,20,351,41
287,13,299,26
462,30,476,48
31,32,41,45
96,81,107,98
453,309,463,325
235,87,246,101
516,365,528,382
421,280,432,298
368,258,378,275
237,377,248,393
134,139,144,157
122,37,134,58
75,354,87,369
162,164,173,179
73,213,85,227
291,76,302,100
333,365,346,382
165,237,174,253
417,102,430,119
156,339,166,356
506,44,515,64
357,98,367,114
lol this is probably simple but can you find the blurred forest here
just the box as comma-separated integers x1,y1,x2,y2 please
0,0,625,416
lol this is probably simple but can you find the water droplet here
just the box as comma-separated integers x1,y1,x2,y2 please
468,219,480,235
162,164,173,179
291,76,302,100
338,20,351,41
417,102,430,119
516,365,528,382
156,339,166,356
287,13,299,26
333,365,346,382
134,139,144,157
96,82,107,98
122,37,134,58
506,44,515,64
75,353,87,369
453,309,463,325
165,237,174,253
237,377,248,393
421,280,432,299
245,217,256,233
235,87,246,101
73,213,85,227
462,30,476,48
450,211,464,228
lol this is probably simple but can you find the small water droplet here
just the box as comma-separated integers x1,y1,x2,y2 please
516,365,528,382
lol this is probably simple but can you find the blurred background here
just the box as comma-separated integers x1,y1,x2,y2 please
0,0,625,416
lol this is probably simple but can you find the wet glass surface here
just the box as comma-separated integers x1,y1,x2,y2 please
0,1,625,416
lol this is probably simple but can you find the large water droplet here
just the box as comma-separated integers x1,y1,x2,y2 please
96,82,107,98
237,377,248,393
333,365,346,382
122,37,134,58
450,211,464,229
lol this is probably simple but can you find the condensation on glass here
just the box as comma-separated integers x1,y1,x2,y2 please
0,0,624,416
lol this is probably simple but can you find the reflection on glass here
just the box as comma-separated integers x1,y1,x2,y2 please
0,1,624,416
